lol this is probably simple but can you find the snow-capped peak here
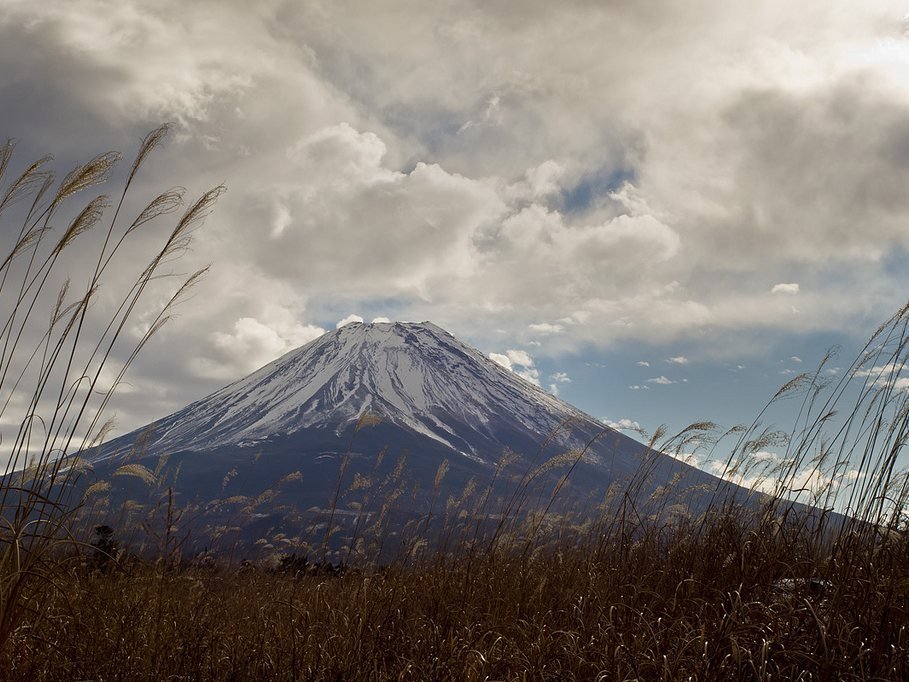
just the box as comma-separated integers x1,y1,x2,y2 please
103,322,593,461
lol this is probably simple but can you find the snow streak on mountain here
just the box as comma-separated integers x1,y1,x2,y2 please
96,322,594,464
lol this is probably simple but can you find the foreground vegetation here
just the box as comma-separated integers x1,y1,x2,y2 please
2,132,909,679
3,512,908,680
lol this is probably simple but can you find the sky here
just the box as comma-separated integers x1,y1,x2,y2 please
2,1,909,482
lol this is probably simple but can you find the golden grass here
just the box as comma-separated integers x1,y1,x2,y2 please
0,127,222,656
1,513,907,680
3,129,909,679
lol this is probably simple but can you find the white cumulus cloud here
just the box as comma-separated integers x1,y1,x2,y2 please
528,322,565,335
771,283,800,295
489,353,513,371
336,314,365,328
490,349,540,386
211,316,325,376
604,418,642,432
647,376,676,385
6,0,909,436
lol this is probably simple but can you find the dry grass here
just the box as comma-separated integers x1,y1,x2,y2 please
3,132,909,679
0,127,222,657
1,514,907,680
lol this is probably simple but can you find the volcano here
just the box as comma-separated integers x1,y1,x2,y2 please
82,321,746,552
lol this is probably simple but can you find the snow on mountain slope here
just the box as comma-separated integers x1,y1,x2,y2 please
95,322,598,463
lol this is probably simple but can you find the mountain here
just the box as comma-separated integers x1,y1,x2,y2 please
95,321,592,466
80,321,746,554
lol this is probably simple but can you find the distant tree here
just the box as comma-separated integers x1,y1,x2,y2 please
91,524,118,569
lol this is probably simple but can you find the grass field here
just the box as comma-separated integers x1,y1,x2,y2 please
3,506,908,680
2,132,909,680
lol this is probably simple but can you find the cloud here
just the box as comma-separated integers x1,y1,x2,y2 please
211,317,324,375
290,123,387,180
669,452,701,467
647,376,676,385
629,384,650,391
636,360,650,367
771,283,800,295
371,316,392,324
336,314,364,328
550,372,571,383
672,447,870,499
10,5,901,360
501,350,529,367
790,356,802,363
489,353,513,371
667,356,689,365
528,322,565,335
490,349,540,386
752,450,783,462
603,417,642,432
523,160,565,199
6,0,909,438
854,363,909,391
